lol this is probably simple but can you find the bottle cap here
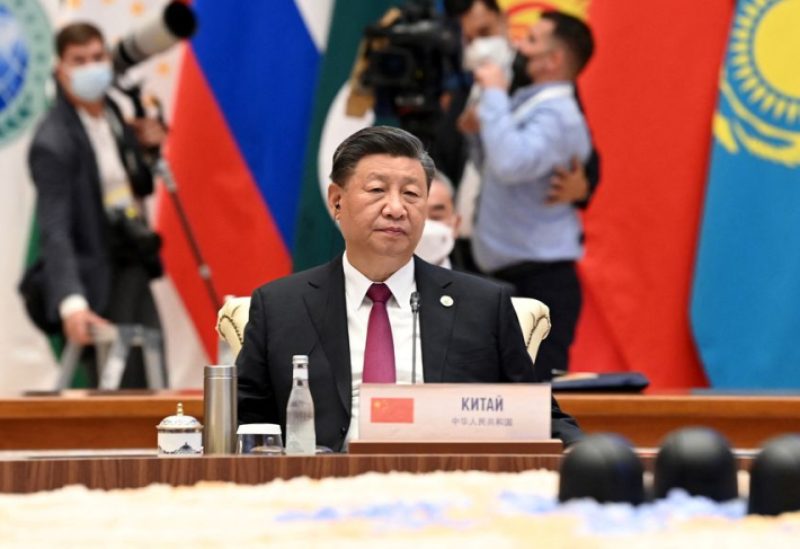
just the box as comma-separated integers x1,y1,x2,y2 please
204,364,236,379
292,355,309,366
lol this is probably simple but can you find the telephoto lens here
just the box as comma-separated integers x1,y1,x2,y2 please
559,434,645,505
654,427,738,502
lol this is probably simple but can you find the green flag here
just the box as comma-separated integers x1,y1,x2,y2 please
292,1,398,271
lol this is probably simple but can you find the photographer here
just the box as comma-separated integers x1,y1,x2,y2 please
450,0,601,207
21,22,166,388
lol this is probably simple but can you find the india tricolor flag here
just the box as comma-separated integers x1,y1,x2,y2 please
691,0,800,388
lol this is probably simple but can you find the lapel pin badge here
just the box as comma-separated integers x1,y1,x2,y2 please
440,295,454,308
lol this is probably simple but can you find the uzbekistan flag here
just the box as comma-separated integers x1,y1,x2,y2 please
691,0,800,388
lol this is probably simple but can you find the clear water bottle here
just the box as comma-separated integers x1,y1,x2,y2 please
285,355,316,455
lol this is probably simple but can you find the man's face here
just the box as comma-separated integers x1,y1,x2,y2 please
55,38,109,96
459,2,505,44
328,154,428,266
519,19,557,81
427,180,460,236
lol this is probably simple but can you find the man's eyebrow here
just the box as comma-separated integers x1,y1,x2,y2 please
365,173,388,182
366,173,422,185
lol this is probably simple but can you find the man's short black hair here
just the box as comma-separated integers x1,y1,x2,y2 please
444,0,501,18
55,22,105,58
541,11,594,74
330,126,435,189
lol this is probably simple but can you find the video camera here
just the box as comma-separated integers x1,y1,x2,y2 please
107,208,163,279
359,0,460,146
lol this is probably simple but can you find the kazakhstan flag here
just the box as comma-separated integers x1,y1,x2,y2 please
692,0,800,388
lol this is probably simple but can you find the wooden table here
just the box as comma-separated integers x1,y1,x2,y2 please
2,390,799,450
0,391,203,450
557,392,800,448
0,449,757,494
0,453,565,493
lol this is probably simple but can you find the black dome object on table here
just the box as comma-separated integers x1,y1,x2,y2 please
748,434,800,516
654,427,738,502
558,434,645,505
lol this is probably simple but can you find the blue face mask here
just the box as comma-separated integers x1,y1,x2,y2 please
69,61,113,102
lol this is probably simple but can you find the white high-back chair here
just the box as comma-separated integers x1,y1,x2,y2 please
217,296,550,366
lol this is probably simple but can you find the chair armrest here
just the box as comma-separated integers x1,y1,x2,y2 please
216,297,251,359
511,296,551,365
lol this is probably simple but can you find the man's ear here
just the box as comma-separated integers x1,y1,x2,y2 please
327,183,343,219
452,213,462,237
551,48,567,75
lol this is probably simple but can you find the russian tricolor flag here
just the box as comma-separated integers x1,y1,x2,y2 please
157,1,332,360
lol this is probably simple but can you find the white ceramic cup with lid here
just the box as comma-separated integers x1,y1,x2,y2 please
157,402,203,456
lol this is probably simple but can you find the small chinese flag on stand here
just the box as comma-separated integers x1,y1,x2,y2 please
370,398,414,424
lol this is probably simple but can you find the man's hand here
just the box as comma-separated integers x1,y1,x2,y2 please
474,62,508,90
547,157,590,205
457,105,480,135
64,309,110,345
131,118,167,149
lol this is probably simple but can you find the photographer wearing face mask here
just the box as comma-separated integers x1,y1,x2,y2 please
451,0,600,208
20,22,166,388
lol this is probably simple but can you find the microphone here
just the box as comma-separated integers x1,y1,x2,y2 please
410,291,420,384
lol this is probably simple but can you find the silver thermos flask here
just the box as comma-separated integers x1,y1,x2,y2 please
203,365,237,454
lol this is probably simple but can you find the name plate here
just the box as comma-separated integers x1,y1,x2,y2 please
359,383,551,441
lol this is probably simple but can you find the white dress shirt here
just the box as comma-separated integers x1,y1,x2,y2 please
342,252,424,441
77,108,135,212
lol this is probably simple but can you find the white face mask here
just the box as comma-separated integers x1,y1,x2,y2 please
463,35,515,78
69,61,113,102
416,219,455,266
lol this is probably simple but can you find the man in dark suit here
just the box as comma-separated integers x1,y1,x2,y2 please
237,126,582,450
22,23,164,387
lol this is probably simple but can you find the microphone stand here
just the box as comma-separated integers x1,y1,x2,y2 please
116,81,223,313
410,291,420,384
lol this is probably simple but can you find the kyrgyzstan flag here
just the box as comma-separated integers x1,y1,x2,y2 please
370,397,415,424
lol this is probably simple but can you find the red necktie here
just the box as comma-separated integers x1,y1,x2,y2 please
363,283,396,383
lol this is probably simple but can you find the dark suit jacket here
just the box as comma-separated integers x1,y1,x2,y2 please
24,89,154,327
237,255,583,451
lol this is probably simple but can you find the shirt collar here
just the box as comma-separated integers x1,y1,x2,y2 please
342,252,416,312
77,107,109,132
513,80,573,105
